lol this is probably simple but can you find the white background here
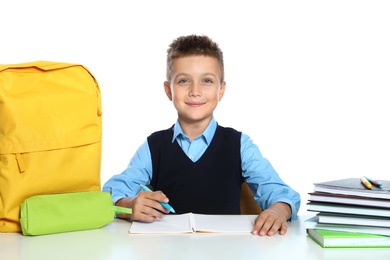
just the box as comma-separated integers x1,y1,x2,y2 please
2,1,389,213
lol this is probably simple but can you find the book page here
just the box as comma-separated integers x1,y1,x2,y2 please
193,214,254,233
129,213,192,234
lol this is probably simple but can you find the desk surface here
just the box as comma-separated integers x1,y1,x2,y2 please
1,215,389,260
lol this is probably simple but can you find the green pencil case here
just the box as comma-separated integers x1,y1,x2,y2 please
19,191,132,236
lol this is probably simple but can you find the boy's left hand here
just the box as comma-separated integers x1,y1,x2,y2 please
251,202,292,236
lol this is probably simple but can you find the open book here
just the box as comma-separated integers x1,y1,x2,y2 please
129,213,255,234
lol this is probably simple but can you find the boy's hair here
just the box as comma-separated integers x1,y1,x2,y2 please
166,34,224,82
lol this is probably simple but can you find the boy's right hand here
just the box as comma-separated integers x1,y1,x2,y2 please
115,190,171,222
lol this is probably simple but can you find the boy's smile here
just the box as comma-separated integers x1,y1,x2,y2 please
186,101,205,107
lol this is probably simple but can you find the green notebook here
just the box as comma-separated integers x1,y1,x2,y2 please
307,229,390,248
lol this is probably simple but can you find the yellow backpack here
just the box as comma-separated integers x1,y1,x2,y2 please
0,61,102,232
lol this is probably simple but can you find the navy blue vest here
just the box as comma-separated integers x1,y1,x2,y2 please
148,125,243,214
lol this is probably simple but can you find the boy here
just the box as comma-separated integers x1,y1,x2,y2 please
103,35,300,236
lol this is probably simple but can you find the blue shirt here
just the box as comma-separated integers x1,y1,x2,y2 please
103,118,300,220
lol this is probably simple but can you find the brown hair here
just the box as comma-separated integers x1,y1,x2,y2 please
166,35,224,82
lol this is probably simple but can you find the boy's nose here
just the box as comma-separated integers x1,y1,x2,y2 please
189,83,202,97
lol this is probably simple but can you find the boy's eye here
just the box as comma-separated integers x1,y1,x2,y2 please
203,79,213,84
178,79,189,84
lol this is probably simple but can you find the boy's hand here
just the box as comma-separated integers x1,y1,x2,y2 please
251,202,291,236
115,190,171,222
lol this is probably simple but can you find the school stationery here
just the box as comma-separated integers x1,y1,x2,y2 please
313,178,390,199
308,191,390,208
360,176,372,189
129,213,255,234
20,191,132,236
316,212,390,228
307,228,390,248
140,184,176,213
304,215,390,236
307,202,390,217
364,176,383,187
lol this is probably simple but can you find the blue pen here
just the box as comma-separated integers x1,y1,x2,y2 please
364,176,383,187
140,184,176,213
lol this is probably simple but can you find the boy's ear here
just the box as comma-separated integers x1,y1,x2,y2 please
219,81,226,101
164,81,173,101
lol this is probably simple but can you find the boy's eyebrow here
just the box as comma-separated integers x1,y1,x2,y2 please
201,73,218,78
174,73,190,78
174,72,218,78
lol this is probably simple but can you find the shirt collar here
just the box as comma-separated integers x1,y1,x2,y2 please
172,117,217,145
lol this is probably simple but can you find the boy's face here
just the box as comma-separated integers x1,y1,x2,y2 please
164,56,225,126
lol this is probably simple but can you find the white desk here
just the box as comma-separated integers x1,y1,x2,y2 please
1,215,389,260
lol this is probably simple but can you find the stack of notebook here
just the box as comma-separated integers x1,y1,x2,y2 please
305,177,390,248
